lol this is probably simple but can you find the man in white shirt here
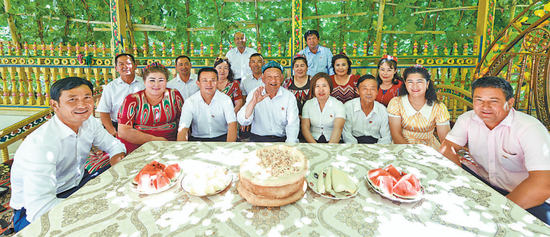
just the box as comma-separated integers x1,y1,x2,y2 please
298,30,334,76
237,61,300,143
10,77,126,233
440,76,550,224
96,54,144,137
343,75,391,144
225,32,257,79
167,55,199,100
177,68,238,142
240,53,265,100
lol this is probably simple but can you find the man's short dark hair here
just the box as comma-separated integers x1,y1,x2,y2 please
357,74,379,90
115,53,135,65
50,77,93,102
250,53,263,60
198,68,218,81
175,55,191,65
471,76,514,100
304,30,320,40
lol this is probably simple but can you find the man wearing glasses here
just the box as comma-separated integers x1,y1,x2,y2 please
298,30,334,76
167,55,199,100
225,32,257,79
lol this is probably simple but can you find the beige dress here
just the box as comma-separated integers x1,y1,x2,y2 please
387,95,450,150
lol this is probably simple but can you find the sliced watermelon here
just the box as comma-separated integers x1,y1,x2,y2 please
392,174,421,199
137,174,156,193
374,175,396,196
384,165,402,180
164,164,181,180
155,171,171,190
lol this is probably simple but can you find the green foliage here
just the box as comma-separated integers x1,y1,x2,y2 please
0,0,542,57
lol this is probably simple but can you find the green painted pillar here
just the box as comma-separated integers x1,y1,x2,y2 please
110,0,128,55
292,0,303,56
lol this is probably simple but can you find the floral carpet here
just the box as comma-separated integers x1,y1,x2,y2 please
0,147,110,236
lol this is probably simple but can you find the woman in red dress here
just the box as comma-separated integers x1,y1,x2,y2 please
117,63,184,153
214,57,243,114
330,53,360,104
375,55,403,107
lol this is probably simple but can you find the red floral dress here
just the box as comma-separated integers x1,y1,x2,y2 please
376,80,403,107
118,89,184,153
221,80,243,106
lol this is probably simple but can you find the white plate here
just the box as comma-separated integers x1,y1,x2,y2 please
365,176,424,203
129,170,183,195
181,167,233,197
306,168,359,199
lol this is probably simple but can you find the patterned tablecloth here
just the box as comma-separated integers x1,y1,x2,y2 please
19,142,550,236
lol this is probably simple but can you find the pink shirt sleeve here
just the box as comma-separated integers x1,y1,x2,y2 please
445,112,470,147
520,123,550,171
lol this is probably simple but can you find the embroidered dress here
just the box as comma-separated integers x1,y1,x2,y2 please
282,76,311,115
221,80,243,106
376,80,402,107
118,89,184,153
330,74,360,104
387,95,450,150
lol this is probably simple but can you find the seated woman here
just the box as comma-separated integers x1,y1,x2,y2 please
388,65,450,150
282,55,311,116
375,55,403,107
214,57,244,113
117,63,184,153
302,72,345,143
342,75,391,144
330,53,360,104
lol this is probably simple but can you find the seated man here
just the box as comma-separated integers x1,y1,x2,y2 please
237,61,300,143
177,68,238,142
343,75,391,144
440,76,550,225
96,54,144,137
167,55,199,100
10,77,126,232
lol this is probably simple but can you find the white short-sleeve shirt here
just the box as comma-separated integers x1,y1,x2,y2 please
446,109,550,196
240,73,265,96
10,115,126,222
302,96,345,140
225,47,257,79
237,87,300,143
179,90,236,138
96,76,144,122
342,98,392,144
167,73,199,100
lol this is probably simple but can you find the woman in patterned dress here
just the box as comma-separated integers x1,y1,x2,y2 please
387,65,451,150
376,55,403,107
117,63,184,153
330,53,360,104
282,55,311,116
214,57,243,114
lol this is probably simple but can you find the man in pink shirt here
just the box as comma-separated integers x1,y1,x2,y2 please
440,76,550,224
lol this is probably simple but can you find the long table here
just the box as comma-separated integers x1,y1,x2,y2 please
19,142,550,236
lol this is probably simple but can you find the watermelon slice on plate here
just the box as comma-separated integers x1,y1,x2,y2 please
130,161,183,194
366,165,424,203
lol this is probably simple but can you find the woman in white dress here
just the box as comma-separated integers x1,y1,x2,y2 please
301,72,346,143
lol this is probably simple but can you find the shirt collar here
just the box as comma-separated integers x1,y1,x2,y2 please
352,98,380,115
305,46,321,54
235,47,250,54
53,114,89,138
176,74,195,83
199,90,221,103
402,95,432,120
116,76,142,85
